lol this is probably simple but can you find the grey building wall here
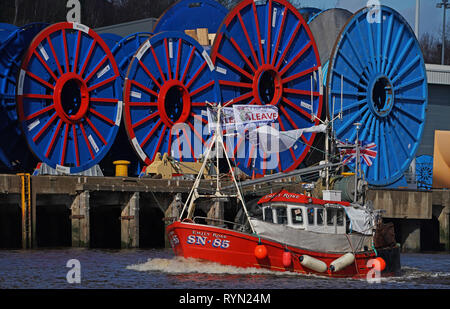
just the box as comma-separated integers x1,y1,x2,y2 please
417,85,450,156
95,18,158,37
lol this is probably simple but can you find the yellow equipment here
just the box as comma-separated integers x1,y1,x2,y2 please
145,153,212,179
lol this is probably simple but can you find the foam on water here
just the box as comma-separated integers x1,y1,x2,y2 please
127,256,299,276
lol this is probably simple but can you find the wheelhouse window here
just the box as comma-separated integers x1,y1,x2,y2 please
317,208,324,225
336,209,344,226
307,207,315,225
275,207,287,224
264,207,273,223
291,208,303,225
327,208,335,226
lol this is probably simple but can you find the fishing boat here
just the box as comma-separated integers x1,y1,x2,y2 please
166,103,401,279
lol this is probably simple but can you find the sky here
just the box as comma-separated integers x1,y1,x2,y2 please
296,0,448,39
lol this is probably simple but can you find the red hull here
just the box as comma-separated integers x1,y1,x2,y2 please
167,221,390,279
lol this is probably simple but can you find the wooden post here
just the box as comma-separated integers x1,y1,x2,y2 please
71,191,90,247
121,192,139,248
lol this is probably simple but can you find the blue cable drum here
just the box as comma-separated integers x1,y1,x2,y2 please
16,22,122,174
99,33,122,50
415,155,433,190
210,0,323,177
111,32,153,78
298,7,322,23
153,0,228,34
327,6,428,186
0,23,48,171
123,31,221,166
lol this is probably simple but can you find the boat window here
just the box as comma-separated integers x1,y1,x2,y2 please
337,209,344,226
327,208,335,226
264,207,273,223
275,207,287,224
307,207,314,225
317,208,324,225
291,208,303,225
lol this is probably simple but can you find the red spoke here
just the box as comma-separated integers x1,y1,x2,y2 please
227,36,256,73
181,46,196,84
26,71,54,90
62,29,70,72
85,55,108,84
46,36,64,76
237,11,260,67
175,38,182,80
79,40,96,77
79,122,95,159
219,80,253,88
186,62,206,90
87,75,116,92
282,97,313,120
150,45,166,82
188,121,206,145
45,119,63,158
189,80,214,97
129,79,159,97
284,88,320,97
84,116,107,145
266,0,272,64
127,102,158,107
191,112,208,124
60,123,69,166
132,111,159,129
33,51,58,82
90,97,118,104
25,104,55,121
191,102,207,107
89,108,115,126
139,60,161,89
280,105,299,130
140,119,162,148
280,42,313,77
182,126,196,161
72,124,80,167
271,5,287,66
164,38,172,80
252,0,265,65
22,94,53,100
215,53,253,81
277,116,297,161
275,21,302,70
73,30,82,73
32,112,58,142
152,125,167,161
282,65,317,84
227,91,253,104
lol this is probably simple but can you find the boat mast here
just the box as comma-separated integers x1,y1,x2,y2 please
179,101,256,234
353,123,361,203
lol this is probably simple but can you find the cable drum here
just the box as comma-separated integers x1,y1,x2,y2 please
0,23,48,171
17,22,122,174
210,0,323,177
123,31,221,165
326,6,428,186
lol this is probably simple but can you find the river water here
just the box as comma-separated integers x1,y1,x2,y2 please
0,248,449,291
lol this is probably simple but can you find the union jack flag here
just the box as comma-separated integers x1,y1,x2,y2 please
337,140,378,167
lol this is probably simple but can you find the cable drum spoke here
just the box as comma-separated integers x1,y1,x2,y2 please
210,0,322,177
124,31,221,166
17,22,121,174
327,6,427,186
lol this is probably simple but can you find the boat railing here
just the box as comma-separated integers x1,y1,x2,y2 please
192,216,246,230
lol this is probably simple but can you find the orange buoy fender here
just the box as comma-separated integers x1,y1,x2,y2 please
299,255,327,273
254,244,268,259
329,253,355,272
282,251,292,267
375,257,386,271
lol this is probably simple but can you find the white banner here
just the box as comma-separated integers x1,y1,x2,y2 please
207,107,236,132
255,124,327,153
233,105,278,129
